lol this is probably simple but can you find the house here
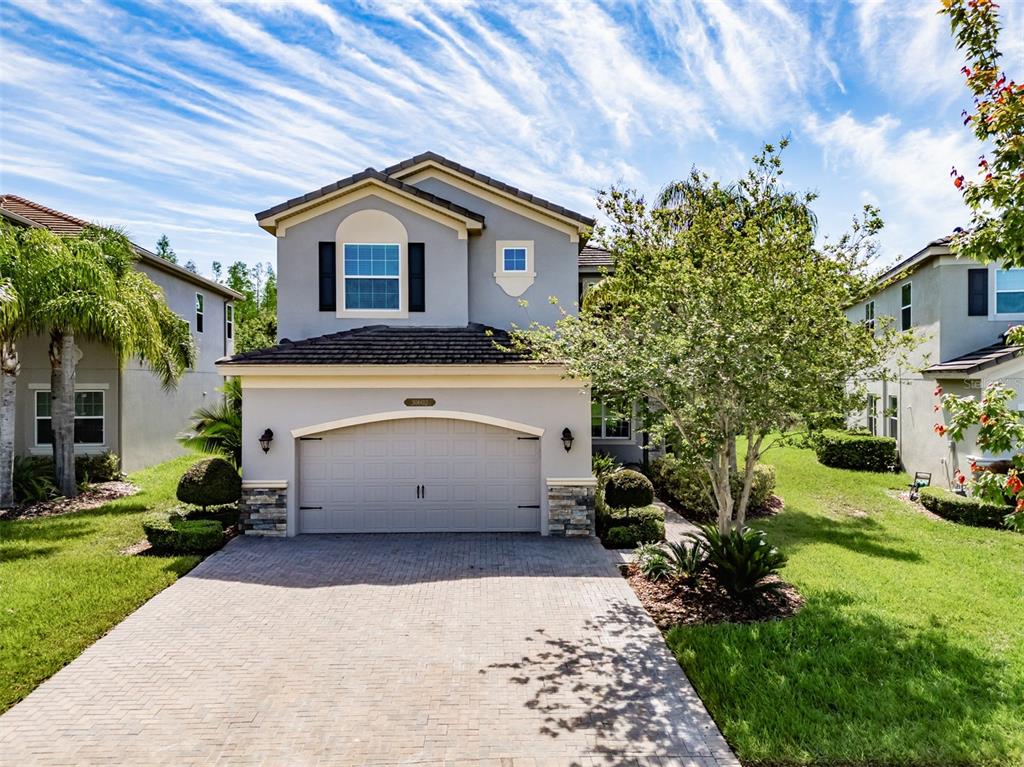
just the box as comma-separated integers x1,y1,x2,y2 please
0,195,241,472
217,152,600,537
846,234,1024,486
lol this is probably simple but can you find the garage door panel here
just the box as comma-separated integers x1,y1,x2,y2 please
299,417,540,533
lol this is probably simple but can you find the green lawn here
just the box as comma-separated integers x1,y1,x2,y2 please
666,445,1024,766
0,454,201,712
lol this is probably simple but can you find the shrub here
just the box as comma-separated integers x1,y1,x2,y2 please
604,469,654,513
176,457,241,511
179,503,240,530
12,456,56,503
597,502,663,538
604,517,665,549
142,512,225,555
650,455,777,521
813,430,898,472
75,452,122,483
919,486,1016,529
635,542,673,581
592,452,621,484
665,539,706,582
695,524,788,599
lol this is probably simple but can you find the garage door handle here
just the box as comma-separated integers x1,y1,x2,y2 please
416,485,420,499
421,485,426,499
518,504,540,509
299,506,322,510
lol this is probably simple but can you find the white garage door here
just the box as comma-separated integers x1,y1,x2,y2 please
298,418,541,533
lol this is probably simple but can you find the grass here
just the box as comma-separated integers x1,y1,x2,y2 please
665,445,1024,766
0,454,201,713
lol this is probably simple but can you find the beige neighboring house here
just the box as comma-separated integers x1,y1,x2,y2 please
218,152,600,537
0,195,242,472
846,234,1024,487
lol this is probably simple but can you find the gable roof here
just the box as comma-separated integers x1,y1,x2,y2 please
873,234,955,286
0,194,241,300
254,151,595,237
383,151,596,228
923,338,1022,376
254,167,486,231
579,245,612,271
218,324,532,366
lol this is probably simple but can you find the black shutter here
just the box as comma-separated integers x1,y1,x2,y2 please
968,268,988,316
318,242,336,312
408,243,425,312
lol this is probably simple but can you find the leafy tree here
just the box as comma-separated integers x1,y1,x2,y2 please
512,143,906,534
211,260,222,282
179,377,242,467
942,0,1024,266
183,259,198,274
155,234,177,264
223,260,277,352
42,226,194,496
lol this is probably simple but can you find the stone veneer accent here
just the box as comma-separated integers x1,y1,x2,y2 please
240,482,288,537
546,479,597,537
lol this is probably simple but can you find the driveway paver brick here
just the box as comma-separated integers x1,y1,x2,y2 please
0,534,737,766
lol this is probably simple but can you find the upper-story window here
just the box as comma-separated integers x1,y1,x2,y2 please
864,301,875,333
225,304,234,340
995,269,1024,314
503,247,528,272
900,283,912,330
195,293,204,333
343,243,400,310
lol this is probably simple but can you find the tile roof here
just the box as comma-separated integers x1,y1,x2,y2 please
0,194,241,300
219,324,534,366
383,151,596,227
578,245,612,269
923,338,1022,375
254,168,486,223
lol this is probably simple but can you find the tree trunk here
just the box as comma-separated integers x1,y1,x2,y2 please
734,432,764,530
49,331,77,498
0,341,19,508
708,444,734,535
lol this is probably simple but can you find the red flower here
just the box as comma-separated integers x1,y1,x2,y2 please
954,175,965,189
933,403,941,412
955,471,967,485
981,414,990,425
1007,475,1023,495
1016,498,1024,512
934,385,943,397
970,461,980,473
934,424,947,436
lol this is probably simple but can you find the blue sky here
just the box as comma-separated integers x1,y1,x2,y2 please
2,0,1022,277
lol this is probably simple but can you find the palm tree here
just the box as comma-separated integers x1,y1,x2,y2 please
42,226,194,497
0,223,66,506
179,377,242,467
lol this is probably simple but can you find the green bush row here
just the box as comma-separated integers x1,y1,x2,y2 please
813,430,898,472
142,512,225,555
919,487,1015,529
649,455,776,522
604,517,666,549
12,452,123,503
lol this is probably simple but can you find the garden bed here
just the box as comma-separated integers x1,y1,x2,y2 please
1,481,138,521
625,563,803,629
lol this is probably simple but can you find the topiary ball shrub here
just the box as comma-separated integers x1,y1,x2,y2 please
813,430,898,472
603,517,665,549
919,487,1016,529
142,512,225,555
176,457,241,511
604,469,654,514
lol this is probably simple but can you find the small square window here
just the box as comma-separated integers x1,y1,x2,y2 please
503,247,527,272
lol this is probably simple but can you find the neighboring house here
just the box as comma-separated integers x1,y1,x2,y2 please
847,234,1024,487
578,244,660,467
0,195,241,472
218,152,599,537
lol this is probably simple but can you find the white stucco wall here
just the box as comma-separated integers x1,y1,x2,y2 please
237,371,593,535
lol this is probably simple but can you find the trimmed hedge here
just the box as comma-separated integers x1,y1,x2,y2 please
919,487,1015,529
814,430,898,472
604,469,654,512
176,457,241,510
604,517,665,549
597,503,663,537
142,512,225,554
177,503,240,530
649,455,776,522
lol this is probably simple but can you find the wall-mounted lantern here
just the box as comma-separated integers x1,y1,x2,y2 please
258,428,274,454
561,427,574,452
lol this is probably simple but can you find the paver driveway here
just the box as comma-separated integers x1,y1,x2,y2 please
0,534,737,767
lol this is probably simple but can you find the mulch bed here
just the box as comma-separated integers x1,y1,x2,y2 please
1,481,139,521
626,564,804,629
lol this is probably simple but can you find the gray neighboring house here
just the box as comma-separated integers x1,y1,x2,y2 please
218,152,602,537
0,195,241,472
847,234,1024,487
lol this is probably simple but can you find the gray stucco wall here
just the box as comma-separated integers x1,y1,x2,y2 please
409,177,579,330
240,381,593,535
276,195,470,341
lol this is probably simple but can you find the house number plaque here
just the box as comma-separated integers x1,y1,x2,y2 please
404,398,436,407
